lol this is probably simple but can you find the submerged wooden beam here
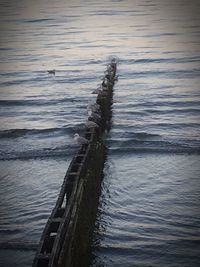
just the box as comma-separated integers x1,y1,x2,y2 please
33,59,117,267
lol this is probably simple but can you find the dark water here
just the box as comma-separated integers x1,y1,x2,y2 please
0,0,200,266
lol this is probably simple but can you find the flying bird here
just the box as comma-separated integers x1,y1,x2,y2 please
47,69,55,75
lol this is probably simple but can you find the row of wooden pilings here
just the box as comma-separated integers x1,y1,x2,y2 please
33,60,117,267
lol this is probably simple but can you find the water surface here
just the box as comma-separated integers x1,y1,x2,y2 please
0,0,200,266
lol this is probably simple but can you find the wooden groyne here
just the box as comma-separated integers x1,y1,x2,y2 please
33,59,117,267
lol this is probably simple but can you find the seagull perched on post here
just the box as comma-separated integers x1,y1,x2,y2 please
74,133,89,145
101,78,107,89
92,87,102,94
87,102,101,114
88,110,101,120
107,64,114,74
85,120,99,128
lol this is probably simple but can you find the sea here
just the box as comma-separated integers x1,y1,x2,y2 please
0,0,200,267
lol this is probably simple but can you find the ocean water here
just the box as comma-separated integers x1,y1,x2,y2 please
0,0,200,267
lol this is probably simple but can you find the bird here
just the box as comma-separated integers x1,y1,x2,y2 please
111,58,117,64
88,110,102,125
107,64,114,73
104,78,113,87
47,69,55,75
87,102,101,113
74,133,89,145
92,87,102,94
85,120,99,128
88,110,101,122
105,74,111,81
101,78,108,89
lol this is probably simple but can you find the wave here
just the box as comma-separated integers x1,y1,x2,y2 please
0,97,77,107
0,145,76,160
0,241,37,251
143,108,200,115
0,74,95,86
116,100,200,109
2,134,197,160
113,122,200,132
23,18,55,23
121,56,200,64
109,146,200,155
0,126,77,139
117,108,200,117
108,138,200,155
111,131,161,139
0,76,48,86
129,132,160,139
130,69,200,79
0,47,15,51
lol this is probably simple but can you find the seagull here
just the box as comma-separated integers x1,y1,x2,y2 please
88,110,102,124
102,79,107,89
105,74,111,80
88,110,101,121
87,102,101,113
47,69,55,75
74,133,89,145
85,120,99,128
92,87,102,94
111,58,117,63
107,64,114,73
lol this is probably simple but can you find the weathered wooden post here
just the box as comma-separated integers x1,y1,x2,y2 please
33,59,117,267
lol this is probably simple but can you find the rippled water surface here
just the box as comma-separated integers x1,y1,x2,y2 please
0,0,200,266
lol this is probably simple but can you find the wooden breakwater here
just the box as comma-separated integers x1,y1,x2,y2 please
33,59,117,267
